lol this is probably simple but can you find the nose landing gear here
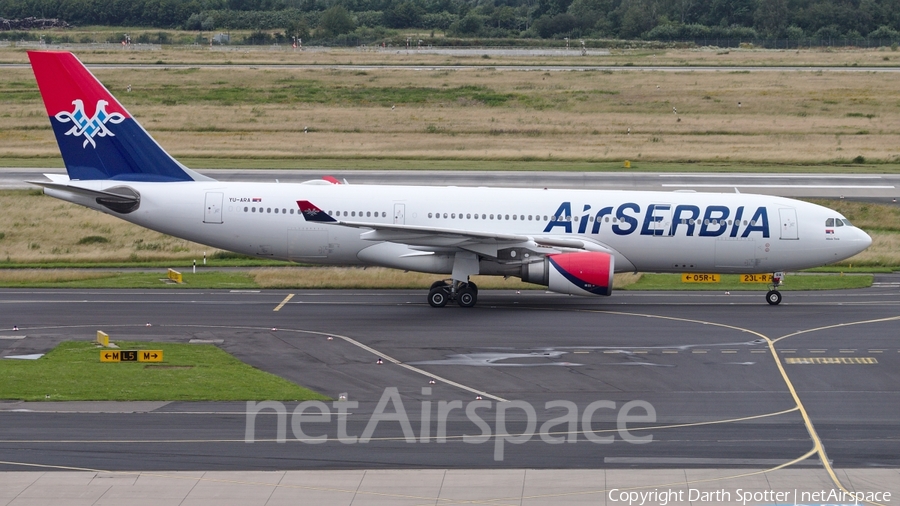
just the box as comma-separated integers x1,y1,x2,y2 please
427,280,478,308
765,271,784,305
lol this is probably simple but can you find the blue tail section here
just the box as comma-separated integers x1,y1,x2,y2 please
30,51,197,182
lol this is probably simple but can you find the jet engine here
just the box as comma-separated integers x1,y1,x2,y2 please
521,251,615,296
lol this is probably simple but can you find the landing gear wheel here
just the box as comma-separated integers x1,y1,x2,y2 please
467,281,478,294
430,280,449,290
428,286,450,308
457,285,477,308
766,290,782,306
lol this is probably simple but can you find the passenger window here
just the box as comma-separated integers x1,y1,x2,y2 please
428,213,433,218
467,214,471,219
275,208,279,214
267,208,271,213
244,207,248,212
513,215,517,220
291,209,295,214
490,214,494,219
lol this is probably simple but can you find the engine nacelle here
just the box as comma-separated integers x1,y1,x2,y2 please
521,252,615,296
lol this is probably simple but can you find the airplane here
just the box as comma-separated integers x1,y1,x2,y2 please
26,50,872,308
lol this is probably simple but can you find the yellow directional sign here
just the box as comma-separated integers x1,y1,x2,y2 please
100,350,121,362
137,350,164,362
97,331,109,347
681,273,720,283
100,350,148,362
740,274,774,283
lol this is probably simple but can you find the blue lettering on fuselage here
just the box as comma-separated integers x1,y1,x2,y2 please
543,202,573,233
544,202,770,238
613,203,640,235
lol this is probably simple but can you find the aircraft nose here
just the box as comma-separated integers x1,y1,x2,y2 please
862,229,873,248
856,228,873,253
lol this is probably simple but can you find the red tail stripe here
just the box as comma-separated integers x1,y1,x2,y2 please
28,51,130,119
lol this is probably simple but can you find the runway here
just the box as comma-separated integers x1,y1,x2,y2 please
1,285,899,473
2,168,898,201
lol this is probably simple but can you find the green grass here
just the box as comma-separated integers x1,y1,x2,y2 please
626,273,874,291
0,341,327,401
0,271,260,289
128,79,515,107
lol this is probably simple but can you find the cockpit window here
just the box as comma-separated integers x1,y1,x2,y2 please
842,218,853,227
835,219,844,227
825,218,834,227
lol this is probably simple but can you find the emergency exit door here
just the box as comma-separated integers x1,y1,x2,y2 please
779,208,798,240
204,192,223,224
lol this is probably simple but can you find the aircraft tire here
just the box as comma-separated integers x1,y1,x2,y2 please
766,290,782,306
457,286,477,308
428,286,450,308
430,280,449,290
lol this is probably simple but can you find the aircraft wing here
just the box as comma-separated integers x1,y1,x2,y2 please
297,200,614,259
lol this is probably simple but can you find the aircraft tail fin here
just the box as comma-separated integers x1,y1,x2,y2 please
28,51,206,182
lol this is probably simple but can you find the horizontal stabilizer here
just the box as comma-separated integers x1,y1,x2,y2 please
29,180,141,214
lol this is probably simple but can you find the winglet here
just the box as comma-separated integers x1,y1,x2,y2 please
297,200,337,222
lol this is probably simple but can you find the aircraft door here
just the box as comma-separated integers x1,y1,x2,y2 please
204,192,224,224
779,208,798,240
393,203,405,224
648,203,673,237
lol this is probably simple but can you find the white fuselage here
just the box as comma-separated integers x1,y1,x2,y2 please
46,179,872,275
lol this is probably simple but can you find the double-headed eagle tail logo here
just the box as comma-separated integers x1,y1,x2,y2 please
54,99,126,148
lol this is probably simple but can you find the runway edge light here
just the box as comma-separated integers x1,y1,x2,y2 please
97,330,109,347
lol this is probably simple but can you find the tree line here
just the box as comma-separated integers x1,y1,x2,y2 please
3,0,900,43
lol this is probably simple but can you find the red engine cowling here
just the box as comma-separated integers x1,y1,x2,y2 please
521,251,615,296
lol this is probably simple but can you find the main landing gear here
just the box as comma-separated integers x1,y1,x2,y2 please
765,271,785,306
428,280,478,308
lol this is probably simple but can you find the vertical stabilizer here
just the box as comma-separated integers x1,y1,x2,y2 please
29,51,200,182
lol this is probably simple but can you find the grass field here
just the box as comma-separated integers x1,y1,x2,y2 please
3,48,900,167
0,341,328,401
